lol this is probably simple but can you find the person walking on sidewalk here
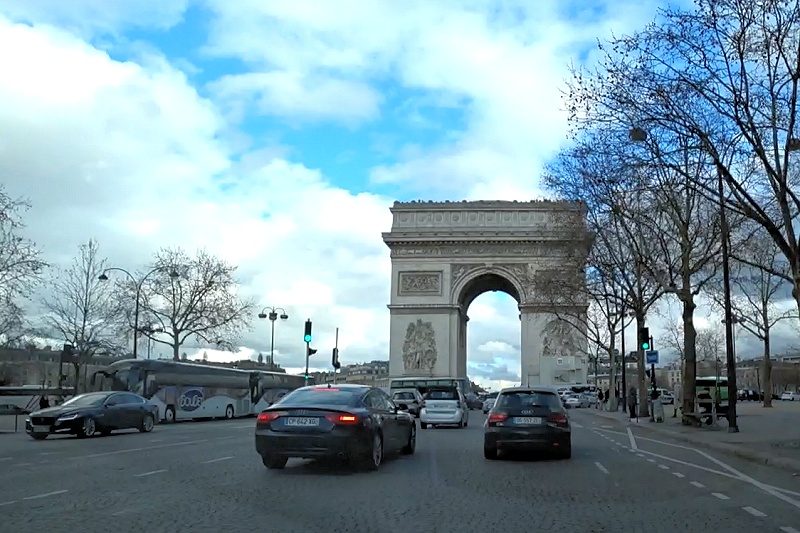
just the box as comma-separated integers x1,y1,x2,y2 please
628,387,638,421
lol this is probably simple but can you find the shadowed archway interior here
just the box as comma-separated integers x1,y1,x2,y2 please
458,273,521,310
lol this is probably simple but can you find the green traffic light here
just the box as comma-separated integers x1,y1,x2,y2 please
304,334,312,342
642,342,650,350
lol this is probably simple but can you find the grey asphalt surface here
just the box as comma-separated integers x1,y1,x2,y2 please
0,410,798,533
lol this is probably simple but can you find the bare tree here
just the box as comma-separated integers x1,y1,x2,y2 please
710,232,799,406
565,0,800,315
0,186,46,342
543,136,664,416
40,240,126,387
135,248,254,361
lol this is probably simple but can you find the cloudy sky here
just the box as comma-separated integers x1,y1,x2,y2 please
1,0,797,389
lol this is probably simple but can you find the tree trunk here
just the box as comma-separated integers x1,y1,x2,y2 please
172,343,180,361
762,328,773,408
680,297,698,426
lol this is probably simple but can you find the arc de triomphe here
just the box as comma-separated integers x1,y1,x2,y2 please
382,200,591,386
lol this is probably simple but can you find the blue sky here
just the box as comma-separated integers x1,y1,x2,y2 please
4,0,784,390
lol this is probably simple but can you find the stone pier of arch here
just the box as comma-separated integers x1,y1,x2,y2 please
382,200,592,386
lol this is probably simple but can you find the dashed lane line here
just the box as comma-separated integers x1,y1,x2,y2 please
627,427,638,450
741,506,766,517
672,472,685,478
711,493,730,500
658,464,669,470
202,456,234,464
690,481,706,488
23,490,68,500
134,469,167,478
780,527,800,533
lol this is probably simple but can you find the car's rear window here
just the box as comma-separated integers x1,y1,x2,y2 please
393,392,415,400
496,391,561,409
281,388,358,406
424,389,458,400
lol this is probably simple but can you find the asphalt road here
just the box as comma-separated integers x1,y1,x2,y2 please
0,410,798,533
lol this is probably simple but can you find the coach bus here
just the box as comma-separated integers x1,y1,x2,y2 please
91,359,311,423
390,376,472,394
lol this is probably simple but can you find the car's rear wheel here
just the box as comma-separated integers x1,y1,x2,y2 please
364,433,383,470
139,414,154,433
483,445,498,460
262,454,288,469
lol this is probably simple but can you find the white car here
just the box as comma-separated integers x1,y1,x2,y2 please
482,394,498,414
420,387,469,429
780,391,798,401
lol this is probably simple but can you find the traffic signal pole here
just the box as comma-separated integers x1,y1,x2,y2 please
304,341,310,385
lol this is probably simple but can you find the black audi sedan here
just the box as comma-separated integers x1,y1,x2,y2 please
255,384,416,471
483,386,571,460
26,391,158,440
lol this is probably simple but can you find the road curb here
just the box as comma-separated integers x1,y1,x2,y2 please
581,408,800,474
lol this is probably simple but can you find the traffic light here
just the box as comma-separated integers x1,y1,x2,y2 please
304,319,312,343
306,345,317,357
638,327,650,350
332,348,340,370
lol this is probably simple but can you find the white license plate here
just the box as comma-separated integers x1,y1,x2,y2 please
285,417,319,427
32,425,50,433
513,417,541,425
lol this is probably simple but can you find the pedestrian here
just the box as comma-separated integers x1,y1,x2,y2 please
39,395,50,410
627,387,638,421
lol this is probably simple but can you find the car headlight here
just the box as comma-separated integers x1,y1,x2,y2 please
57,414,79,422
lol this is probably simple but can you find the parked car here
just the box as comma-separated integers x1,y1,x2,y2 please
780,391,798,401
484,387,571,460
26,391,157,440
255,384,416,471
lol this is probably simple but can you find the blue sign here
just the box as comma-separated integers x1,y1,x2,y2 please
646,350,659,365
179,389,203,412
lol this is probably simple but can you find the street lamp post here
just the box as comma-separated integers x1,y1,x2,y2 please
99,267,179,359
258,306,289,365
717,167,739,432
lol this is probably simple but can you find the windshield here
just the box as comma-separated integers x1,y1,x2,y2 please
393,392,416,400
61,393,109,407
423,389,458,400
281,388,358,406
497,391,561,409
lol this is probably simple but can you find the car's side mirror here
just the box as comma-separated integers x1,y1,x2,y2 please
396,403,409,411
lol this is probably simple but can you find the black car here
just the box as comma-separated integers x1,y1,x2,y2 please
483,387,571,460
26,391,158,440
255,384,416,471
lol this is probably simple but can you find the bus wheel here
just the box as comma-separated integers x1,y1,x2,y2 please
165,406,176,423
225,405,234,419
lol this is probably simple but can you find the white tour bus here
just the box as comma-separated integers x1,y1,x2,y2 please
92,359,310,423
389,376,471,394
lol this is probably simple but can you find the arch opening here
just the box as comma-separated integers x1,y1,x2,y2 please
457,273,522,391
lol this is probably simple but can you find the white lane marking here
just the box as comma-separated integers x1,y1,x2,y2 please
690,481,706,488
39,452,61,456
600,425,612,428
148,439,162,443
594,462,609,474
711,492,729,500
646,459,656,463
780,527,800,533
79,437,212,458
636,454,645,458
134,469,167,478
742,506,766,517
0,500,16,506
658,464,669,470
14,462,33,467
673,472,685,478
635,449,738,480
202,456,234,464
24,490,68,500
111,510,127,516
693,447,800,511
0,457,12,461
627,427,638,450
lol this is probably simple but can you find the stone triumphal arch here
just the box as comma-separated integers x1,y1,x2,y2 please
382,200,592,386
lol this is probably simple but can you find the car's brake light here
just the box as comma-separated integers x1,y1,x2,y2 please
257,411,286,423
547,412,568,426
325,414,360,425
487,413,508,424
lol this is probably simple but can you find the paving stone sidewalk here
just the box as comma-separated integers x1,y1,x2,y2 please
585,400,800,474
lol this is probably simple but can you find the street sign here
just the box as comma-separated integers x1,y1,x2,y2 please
646,350,659,365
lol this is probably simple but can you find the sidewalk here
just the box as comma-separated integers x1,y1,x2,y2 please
585,401,800,474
